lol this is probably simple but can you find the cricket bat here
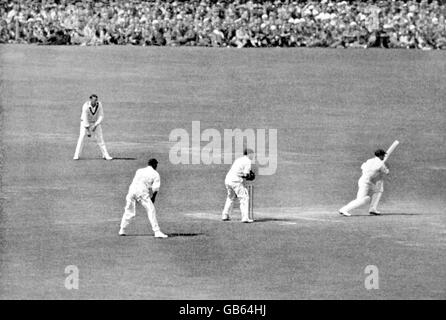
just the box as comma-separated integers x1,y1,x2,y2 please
383,140,399,163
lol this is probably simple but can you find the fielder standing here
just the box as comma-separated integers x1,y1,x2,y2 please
73,94,113,160
339,149,389,216
222,148,256,223
119,158,168,238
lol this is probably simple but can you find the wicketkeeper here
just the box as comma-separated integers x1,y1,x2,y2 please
222,148,256,223
73,94,113,160
339,149,389,216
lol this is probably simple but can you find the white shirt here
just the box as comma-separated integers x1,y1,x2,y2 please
225,156,252,184
359,157,389,184
80,101,104,127
129,166,161,197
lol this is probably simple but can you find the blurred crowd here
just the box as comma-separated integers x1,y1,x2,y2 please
1,0,446,49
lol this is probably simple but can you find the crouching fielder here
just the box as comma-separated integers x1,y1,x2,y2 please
222,148,256,223
119,158,168,238
339,149,389,216
73,94,112,160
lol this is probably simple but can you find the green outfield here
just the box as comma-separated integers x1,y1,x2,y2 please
0,45,445,299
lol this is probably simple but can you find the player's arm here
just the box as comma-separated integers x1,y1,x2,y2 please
80,103,92,136
151,174,161,203
380,163,389,175
241,162,251,179
151,191,158,203
242,162,255,180
80,103,89,128
92,103,104,131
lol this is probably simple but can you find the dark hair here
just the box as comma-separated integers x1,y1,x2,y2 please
148,158,158,167
243,148,254,155
89,94,98,99
375,149,386,157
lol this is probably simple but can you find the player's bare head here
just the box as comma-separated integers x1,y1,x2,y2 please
89,94,98,104
244,148,255,160
375,149,386,160
148,158,158,169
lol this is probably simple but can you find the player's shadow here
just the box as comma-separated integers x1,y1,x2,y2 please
168,233,205,237
77,157,137,160
111,157,137,160
254,218,293,223
348,213,422,217
378,213,422,216
128,233,204,237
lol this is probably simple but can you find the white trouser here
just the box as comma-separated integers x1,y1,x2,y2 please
120,192,160,233
74,123,111,159
369,180,383,212
340,180,384,213
222,181,250,221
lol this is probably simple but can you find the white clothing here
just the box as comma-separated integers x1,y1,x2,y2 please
128,166,161,199
73,100,111,159
359,157,389,185
340,157,389,214
81,101,104,128
225,155,252,184
222,156,252,221
120,166,162,233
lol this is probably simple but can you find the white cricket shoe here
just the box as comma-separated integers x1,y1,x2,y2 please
104,156,113,160
339,210,351,217
118,229,126,236
369,210,381,216
222,215,230,221
73,157,79,160
154,231,168,238
241,219,254,223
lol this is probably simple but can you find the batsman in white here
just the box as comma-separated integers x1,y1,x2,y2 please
119,158,168,238
339,149,389,216
222,148,256,223
73,94,113,160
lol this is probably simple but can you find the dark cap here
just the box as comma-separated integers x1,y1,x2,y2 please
374,149,386,157
89,94,98,99
243,148,255,155
148,158,158,167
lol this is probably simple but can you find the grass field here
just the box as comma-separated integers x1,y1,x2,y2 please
0,45,445,299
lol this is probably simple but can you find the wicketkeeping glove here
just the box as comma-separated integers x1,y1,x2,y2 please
245,170,255,181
